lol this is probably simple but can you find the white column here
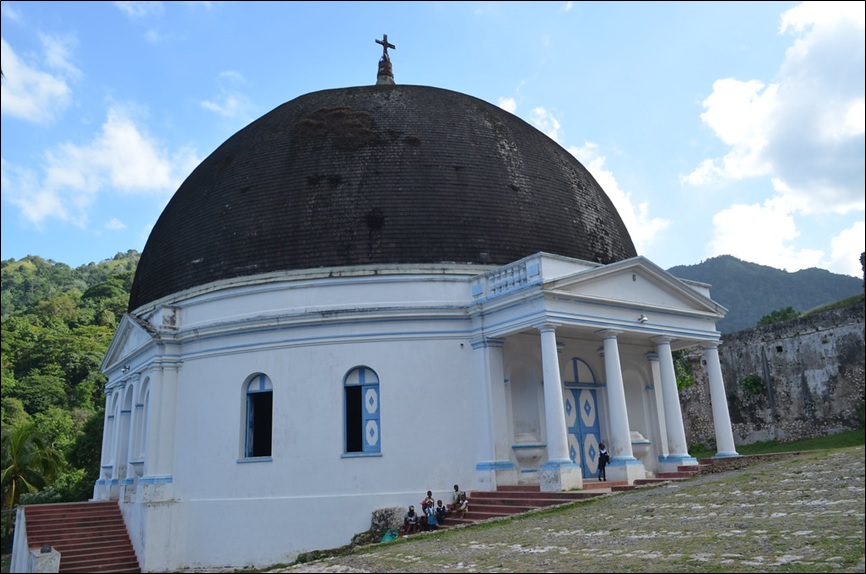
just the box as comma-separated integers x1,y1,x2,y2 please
703,342,739,457
536,323,582,491
116,404,131,482
93,391,115,500
99,392,114,473
654,337,692,460
538,324,571,464
645,352,669,458
600,331,634,460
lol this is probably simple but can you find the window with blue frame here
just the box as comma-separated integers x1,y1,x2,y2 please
344,366,380,454
244,374,273,458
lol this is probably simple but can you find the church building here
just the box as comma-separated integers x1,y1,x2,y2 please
94,36,738,571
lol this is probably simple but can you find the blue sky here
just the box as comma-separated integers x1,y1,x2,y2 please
2,1,864,277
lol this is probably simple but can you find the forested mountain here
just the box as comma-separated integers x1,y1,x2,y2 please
667,255,864,334
1,250,140,535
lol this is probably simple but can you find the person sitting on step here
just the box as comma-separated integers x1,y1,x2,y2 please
454,491,469,518
448,484,465,514
402,505,420,535
435,499,447,525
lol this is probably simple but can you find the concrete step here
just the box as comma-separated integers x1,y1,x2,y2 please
452,470,702,528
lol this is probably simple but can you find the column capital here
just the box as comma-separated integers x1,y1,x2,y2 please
596,328,622,339
645,351,659,361
701,340,722,350
533,321,561,333
651,335,674,345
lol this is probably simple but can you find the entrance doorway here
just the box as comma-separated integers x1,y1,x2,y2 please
562,357,602,478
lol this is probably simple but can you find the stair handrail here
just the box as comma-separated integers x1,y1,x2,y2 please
10,506,30,573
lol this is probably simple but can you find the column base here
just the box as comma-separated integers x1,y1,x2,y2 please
539,460,582,491
712,450,740,458
657,454,699,473
139,475,174,502
475,461,517,490
607,457,648,483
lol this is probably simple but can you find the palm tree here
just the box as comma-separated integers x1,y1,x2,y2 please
1,421,64,518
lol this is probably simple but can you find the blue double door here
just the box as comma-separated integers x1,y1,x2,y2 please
563,386,602,479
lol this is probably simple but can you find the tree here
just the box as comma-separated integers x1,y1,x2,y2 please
756,306,799,327
673,349,697,390
1,421,64,512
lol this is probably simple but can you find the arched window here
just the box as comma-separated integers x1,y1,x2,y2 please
244,374,273,458
344,366,380,454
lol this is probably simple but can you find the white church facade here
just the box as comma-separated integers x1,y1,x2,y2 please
91,39,739,571
95,252,737,571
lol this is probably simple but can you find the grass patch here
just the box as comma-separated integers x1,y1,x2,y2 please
689,428,864,460
802,292,864,316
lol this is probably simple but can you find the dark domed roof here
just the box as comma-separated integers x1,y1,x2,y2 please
129,84,637,311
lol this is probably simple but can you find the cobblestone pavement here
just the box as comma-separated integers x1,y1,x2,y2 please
210,446,866,573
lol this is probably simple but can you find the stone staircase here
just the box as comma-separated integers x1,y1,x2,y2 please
22,501,140,573
441,465,704,529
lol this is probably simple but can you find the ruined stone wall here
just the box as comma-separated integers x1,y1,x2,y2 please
681,301,865,448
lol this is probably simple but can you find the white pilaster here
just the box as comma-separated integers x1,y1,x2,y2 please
472,337,516,488
140,363,177,500
155,364,179,475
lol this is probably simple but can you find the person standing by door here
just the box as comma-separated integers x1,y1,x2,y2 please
598,443,610,481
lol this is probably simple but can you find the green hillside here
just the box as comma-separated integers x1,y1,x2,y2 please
667,254,864,334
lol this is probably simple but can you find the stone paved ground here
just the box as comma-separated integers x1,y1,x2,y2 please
201,446,866,573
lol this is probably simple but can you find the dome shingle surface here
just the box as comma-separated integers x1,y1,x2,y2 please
129,84,637,311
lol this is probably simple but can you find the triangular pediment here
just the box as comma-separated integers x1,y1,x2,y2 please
546,256,727,317
101,314,157,372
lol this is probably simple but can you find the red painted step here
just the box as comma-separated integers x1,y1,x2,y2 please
22,501,140,573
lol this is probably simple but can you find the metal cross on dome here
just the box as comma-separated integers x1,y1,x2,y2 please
376,34,395,58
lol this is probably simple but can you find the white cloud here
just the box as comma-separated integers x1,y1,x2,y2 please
707,198,825,272
114,1,165,20
39,32,81,80
529,106,561,142
685,78,777,183
201,70,255,120
828,220,865,277
0,2,22,22
1,107,200,227
201,94,248,118
685,1,865,216
0,37,74,124
569,142,670,255
106,217,127,231
498,97,517,114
